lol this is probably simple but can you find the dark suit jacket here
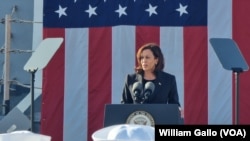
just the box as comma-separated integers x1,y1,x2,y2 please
121,71,180,106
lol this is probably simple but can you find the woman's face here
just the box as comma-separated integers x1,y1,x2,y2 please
140,49,158,72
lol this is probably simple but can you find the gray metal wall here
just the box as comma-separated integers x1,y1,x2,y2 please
0,0,34,87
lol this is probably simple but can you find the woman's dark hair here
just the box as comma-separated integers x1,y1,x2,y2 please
135,43,165,74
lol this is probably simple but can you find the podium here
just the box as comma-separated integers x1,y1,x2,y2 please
103,104,182,127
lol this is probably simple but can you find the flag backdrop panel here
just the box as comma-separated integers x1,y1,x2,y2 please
42,0,250,141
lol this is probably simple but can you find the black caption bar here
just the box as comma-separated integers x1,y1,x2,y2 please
155,125,250,140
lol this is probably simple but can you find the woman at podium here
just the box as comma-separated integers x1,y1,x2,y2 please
121,43,181,108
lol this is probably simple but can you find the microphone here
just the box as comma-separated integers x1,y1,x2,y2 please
132,82,143,103
143,81,155,102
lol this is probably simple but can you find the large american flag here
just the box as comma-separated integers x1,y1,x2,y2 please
41,0,250,141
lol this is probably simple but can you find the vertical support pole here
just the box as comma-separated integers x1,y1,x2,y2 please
234,71,240,125
3,14,11,115
29,68,37,132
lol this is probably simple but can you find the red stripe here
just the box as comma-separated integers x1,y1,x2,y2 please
88,27,112,141
136,26,160,65
184,27,208,124
41,28,65,141
136,26,160,48
233,0,250,124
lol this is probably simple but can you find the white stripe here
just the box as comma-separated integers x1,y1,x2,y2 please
208,0,232,124
64,28,89,141
112,26,136,104
32,0,43,91
160,27,184,108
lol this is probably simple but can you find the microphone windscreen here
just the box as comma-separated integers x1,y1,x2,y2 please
132,82,143,93
145,81,155,92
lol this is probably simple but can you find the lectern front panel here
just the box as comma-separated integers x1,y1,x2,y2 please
103,104,181,127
